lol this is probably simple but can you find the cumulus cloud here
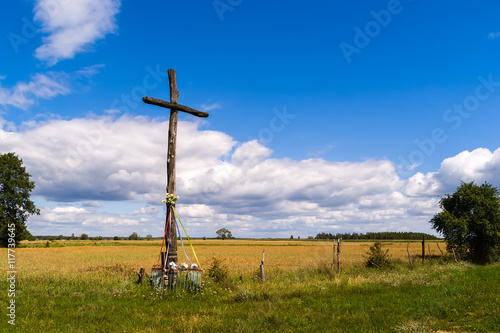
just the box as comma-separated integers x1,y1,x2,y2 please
0,115,234,205
3,115,500,237
404,148,500,197
34,0,121,65
29,205,146,236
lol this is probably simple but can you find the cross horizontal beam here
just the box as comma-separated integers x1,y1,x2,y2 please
142,96,209,118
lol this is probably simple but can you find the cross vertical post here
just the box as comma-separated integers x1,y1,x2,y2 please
166,69,179,265
142,69,209,265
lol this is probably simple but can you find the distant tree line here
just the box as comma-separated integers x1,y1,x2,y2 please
34,233,156,241
315,231,439,240
35,234,104,241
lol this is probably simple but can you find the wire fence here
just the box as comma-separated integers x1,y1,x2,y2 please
188,240,451,278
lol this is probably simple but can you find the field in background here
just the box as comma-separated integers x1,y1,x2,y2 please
16,239,446,276
1,239,498,332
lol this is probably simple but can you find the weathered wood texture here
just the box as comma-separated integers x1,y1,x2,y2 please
436,243,444,256
142,97,209,118
166,69,179,265
407,242,412,264
337,238,342,274
137,268,145,284
422,235,425,264
260,249,266,280
332,241,336,271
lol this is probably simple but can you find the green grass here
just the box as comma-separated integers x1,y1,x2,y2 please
1,259,499,332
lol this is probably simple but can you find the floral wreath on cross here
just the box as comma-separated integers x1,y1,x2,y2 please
162,193,179,205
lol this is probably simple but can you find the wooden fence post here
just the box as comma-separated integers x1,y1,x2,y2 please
407,242,412,265
137,268,145,284
332,240,336,271
337,238,342,274
260,249,266,281
436,243,444,257
422,235,425,264
452,248,458,263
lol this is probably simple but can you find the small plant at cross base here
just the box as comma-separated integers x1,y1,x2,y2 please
365,242,393,268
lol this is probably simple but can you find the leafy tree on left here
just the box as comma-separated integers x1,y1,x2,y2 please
0,152,39,247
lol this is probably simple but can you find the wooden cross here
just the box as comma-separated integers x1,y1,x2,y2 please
142,69,209,264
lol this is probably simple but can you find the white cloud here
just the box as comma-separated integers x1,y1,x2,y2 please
0,115,235,205
200,102,222,111
82,201,102,208
488,32,500,39
29,205,146,236
130,206,160,216
34,0,121,65
177,204,215,219
404,148,500,197
0,66,102,110
3,116,500,237
231,140,272,165
307,142,336,158
0,72,70,109
53,206,86,213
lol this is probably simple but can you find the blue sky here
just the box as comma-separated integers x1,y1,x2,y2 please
1,0,500,238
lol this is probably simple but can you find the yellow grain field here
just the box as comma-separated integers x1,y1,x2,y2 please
8,240,447,281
